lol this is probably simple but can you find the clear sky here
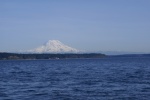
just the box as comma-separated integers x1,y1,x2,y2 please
0,0,150,53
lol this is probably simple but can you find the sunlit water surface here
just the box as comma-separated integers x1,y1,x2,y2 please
0,57,150,100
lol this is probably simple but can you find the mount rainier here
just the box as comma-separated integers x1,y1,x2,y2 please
28,40,79,53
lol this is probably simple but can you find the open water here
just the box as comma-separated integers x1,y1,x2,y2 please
0,57,150,100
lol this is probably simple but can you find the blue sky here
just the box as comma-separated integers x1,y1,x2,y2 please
0,0,150,53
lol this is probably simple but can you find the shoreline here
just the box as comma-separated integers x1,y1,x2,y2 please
0,53,106,60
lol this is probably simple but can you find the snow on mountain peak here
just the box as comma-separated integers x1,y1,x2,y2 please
28,40,79,53
45,40,64,46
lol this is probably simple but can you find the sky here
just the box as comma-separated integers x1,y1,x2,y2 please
0,0,150,53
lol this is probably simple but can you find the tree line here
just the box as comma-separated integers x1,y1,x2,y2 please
0,52,106,60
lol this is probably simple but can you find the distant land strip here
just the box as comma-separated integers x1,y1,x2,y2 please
0,53,106,60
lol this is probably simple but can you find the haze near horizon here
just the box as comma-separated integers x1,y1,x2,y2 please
0,0,150,54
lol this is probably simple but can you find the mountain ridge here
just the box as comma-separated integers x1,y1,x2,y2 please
28,40,79,53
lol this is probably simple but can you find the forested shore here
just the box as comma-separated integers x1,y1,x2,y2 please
0,53,106,60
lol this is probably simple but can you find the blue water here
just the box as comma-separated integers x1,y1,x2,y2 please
0,57,150,100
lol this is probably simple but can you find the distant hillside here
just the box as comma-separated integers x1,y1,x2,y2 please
111,54,150,57
0,53,106,60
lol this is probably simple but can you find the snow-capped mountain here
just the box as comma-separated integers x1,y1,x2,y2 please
28,40,79,53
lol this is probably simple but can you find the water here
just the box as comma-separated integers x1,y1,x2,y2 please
0,57,150,100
